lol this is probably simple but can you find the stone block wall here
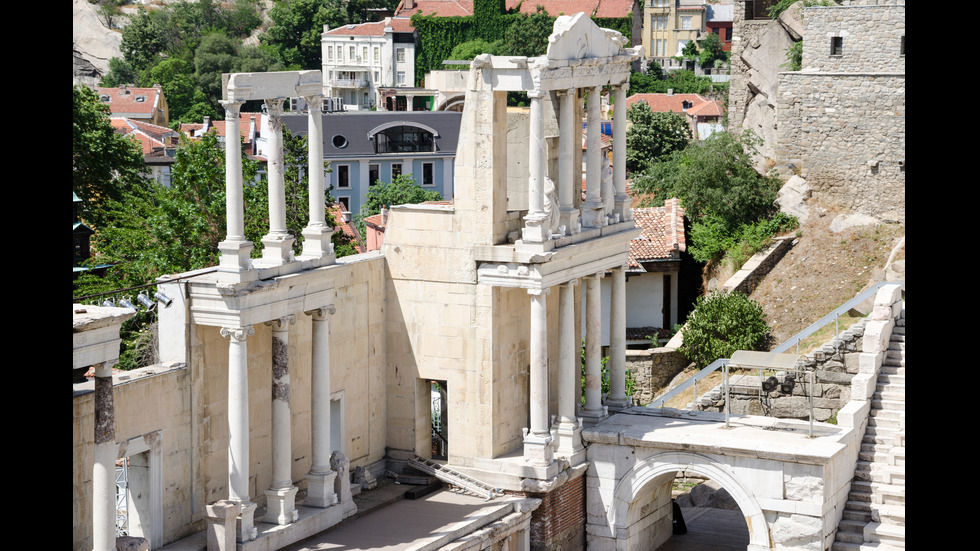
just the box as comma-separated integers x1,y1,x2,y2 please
776,72,905,221
704,319,867,421
722,236,795,296
627,348,688,406
728,10,772,130
802,5,905,73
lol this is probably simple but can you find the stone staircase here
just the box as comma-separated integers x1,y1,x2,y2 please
833,307,905,551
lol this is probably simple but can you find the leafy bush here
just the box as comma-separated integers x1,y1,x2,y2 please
690,212,798,265
680,291,771,369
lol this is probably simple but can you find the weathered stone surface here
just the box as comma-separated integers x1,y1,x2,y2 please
769,513,823,550
72,0,122,86
776,175,812,222
115,536,149,551
784,474,823,501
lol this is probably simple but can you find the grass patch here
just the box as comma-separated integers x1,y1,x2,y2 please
790,311,865,356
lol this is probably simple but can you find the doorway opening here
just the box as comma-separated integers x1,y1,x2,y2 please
429,380,448,460
652,472,750,551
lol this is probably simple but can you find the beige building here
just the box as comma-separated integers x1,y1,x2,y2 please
643,0,707,68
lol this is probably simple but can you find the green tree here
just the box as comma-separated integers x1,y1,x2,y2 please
625,102,691,174
680,291,771,369
120,7,166,73
698,32,727,69
355,173,443,234
499,6,554,58
632,130,778,232
263,0,349,69
72,85,147,225
449,39,503,61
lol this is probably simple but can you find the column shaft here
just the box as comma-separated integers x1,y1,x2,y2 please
613,84,631,222
559,89,580,234
92,362,116,551
265,316,299,524
522,91,548,243
222,326,254,503
558,282,577,423
305,306,338,508
583,87,604,227
582,274,604,418
267,101,286,234
524,289,553,466
223,101,245,240
607,267,629,410
307,98,325,226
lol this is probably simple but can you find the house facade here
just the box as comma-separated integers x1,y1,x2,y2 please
643,0,707,68
321,17,417,111
281,111,461,216
626,92,725,139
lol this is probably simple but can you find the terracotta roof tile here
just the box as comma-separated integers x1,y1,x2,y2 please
179,113,262,143
325,17,415,36
626,93,712,115
395,0,473,17
328,204,364,253
94,86,163,115
628,198,686,271
110,118,177,155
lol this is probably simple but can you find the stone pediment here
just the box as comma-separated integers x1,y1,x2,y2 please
546,12,628,62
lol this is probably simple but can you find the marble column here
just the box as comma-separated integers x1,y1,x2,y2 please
582,87,605,228
553,280,584,458
580,274,606,422
261,100,295,265
301,95,335,260
524,288,553,466
559,89,580,234
606,266,629,411
264,316,299,525
522,90,548,243
220,325,257,542
613,84,631,222
217,100,253,279
305,306,338,508
92,362,116,551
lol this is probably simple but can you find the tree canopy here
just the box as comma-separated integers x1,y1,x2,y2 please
680,291,771,368
73,85,147,225
625,102,692,174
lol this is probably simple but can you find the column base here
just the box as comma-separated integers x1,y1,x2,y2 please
262,487,299,525
559,207,581,236
522,213,550,243
205,500,241,551
217,239,256,283
257,232,295,266
552,420,585,465
522,429,554,467
299,224,336,262
614,194,632,222
235,501,258,543
304,471,338,508
605,395,631,413
578,405,608,427
580,202,606,228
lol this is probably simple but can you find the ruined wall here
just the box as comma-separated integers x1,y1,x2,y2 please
528,471,586,551
802,5,905,73
777,72,905,221
627,348,688,406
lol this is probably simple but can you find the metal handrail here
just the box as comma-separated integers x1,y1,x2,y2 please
647,280,904,410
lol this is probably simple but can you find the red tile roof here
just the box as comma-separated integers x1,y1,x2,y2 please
109,118,177,155
626,93,712,114
395,0,633,19
328,204,365,253
94,86,163,115
324,17,415,36
628,198,685,271
178,113,262,143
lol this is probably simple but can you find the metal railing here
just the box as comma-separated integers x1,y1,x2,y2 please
648,280,904,410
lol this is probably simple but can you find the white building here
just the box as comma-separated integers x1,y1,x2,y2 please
321,17,416,111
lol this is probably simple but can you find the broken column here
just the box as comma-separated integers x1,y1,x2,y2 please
264,316,299,525
220,325,257,542
92,361,116,551
305,306,338,508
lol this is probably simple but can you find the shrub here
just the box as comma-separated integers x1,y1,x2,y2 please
680,291,770,369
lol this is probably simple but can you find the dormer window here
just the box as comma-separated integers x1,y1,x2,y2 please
370,124,436,154
135,95,147,103
682,100,693,110
100,95,111,102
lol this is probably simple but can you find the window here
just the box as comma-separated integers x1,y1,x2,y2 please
900,35,905,56
362,46,368,61
396,48,405,63
349,46,356,60
374,46,380,62
725,27,732,41
337,165,350,188
681,16,692,30
830,36,843,56
337,196,350,211
373,125,435,154
397,71,406,85
332,135,348,149
327,46,333,61
338,45,343,61
391,163,402,179
422,162,434,186
369,164,379,185
374,71,380,82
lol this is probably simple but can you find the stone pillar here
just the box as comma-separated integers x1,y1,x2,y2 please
219,325,257,542
205,500,241,551
92,362,116,551
264,316,299,525
553,280,584,458
580,274,606,422
606,266,629,411
305,306,338,508
522,90,548,244
217,100,254,280
524,288,553,466
613,84,631,222
301,95,335,260
582,87,605,228
559,89,581,234
260,100,295,265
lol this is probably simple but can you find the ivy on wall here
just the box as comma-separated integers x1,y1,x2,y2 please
411,3,632,85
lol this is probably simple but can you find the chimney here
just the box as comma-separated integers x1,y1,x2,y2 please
381,206,388,226
202,116,211,132
405,0,415,10
667,88,673,96
343,211,353,223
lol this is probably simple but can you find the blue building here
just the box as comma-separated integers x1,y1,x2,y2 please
283,111,461,216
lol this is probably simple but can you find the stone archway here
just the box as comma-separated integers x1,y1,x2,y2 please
609,451,770,551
